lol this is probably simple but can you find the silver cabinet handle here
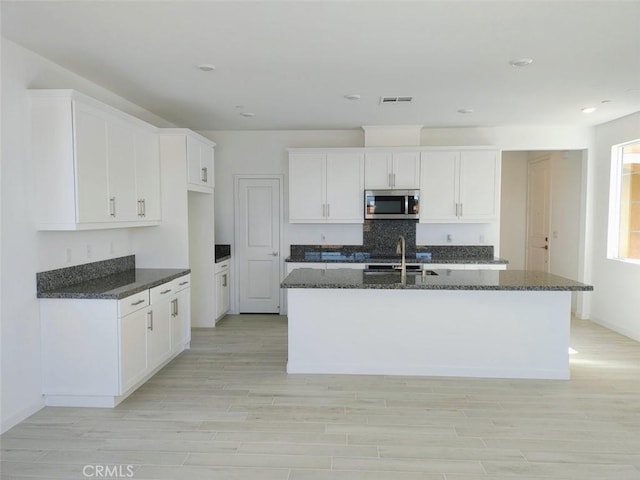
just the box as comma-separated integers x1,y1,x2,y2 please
131,299,145,306
270,252,278,257
109,197,116,217
327,204,330,217
179,281,189,286
201,167,208,183
392,173,396,187
171,298,178,317
222,273,227,287
388,173,393,187
459,203,463,217
147,310,153,331
160,289,172,295
322,203,326,217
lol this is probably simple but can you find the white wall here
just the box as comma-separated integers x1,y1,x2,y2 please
500,152,529,269
0,38,174,433
548,150,582,283
588,112,640,340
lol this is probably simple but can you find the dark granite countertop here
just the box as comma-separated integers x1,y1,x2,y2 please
215,244,231,263
286,253,508,265
281,268,593,291
38,268,191,300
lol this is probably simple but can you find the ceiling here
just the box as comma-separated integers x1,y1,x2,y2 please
2,1,640,131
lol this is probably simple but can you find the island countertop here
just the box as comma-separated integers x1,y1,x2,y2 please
281,268,593,291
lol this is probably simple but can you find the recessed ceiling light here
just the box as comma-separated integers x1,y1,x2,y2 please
197,64,216,72
240,112,255,117
582,106,596,114
344,94,361,100
458,108,474,114
509,58,534,67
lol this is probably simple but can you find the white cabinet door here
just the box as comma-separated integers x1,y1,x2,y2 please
325,153,364,222
392,152,420,189
119,307,148,393
73,102,110,223
458,150,498,220
171,287,191,353
200,144,214,187
107,120,137,221
135,129,161,221
186,135,203,186
147,304,171,369
364,152,392,189
289,153,325,222
186,136,214,190
420,151,459,221
365,152,420,189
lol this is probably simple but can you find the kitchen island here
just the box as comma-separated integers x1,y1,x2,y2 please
282,268,593,380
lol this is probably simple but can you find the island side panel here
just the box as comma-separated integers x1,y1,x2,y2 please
287,288,571,380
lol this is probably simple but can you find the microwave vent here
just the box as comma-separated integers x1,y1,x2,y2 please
380,96,414,104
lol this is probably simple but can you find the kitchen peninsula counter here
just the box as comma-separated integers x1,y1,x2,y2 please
283,267,592,381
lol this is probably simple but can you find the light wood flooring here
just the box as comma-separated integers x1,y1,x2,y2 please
2,315,640,479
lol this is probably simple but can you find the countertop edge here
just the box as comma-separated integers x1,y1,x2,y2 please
285,257,509,265
37,268,191,300
281,283,593,292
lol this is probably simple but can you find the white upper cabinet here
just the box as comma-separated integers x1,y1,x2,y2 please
289,151,364,223
134,129,161,221
73,101,110,224
30,90,161,230
186,135,215,192
365,151,420,189
420,149,500,223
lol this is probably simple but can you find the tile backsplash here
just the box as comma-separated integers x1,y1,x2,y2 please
363,219,417,256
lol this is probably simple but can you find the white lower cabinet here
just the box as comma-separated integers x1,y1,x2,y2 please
215,260,231,321
41,274,191,407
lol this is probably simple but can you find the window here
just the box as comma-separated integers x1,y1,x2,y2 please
609,140,640,261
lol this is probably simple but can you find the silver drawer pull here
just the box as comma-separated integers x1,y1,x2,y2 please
179,281,189,286
160,289,172,294
130,299,146,306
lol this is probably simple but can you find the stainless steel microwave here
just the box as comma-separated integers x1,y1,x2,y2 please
364,189,420,219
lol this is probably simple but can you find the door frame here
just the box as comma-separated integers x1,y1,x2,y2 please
233,174,285,315
525,154,552,271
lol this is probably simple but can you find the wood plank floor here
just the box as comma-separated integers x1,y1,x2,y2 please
2,315,640,479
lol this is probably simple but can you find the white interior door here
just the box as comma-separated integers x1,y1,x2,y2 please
526,158,551,271
237,178,281,313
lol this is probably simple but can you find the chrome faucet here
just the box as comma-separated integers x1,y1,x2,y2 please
396,235,406,281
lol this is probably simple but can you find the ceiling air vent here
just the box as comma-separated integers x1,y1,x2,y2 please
380,96,414,104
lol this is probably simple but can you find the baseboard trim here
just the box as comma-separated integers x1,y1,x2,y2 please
1,398,45,434
590,315,640,342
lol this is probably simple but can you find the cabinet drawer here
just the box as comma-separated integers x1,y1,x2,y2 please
150,281,175,304
215,261,230,274
118,290,150,317
174,274,191,292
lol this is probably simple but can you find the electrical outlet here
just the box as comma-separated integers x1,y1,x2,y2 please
446,234,452,243
86,244,92,259
321,234,326,243
109,241,115,254
66,248,72,263
479,234,485,243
